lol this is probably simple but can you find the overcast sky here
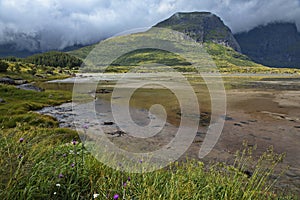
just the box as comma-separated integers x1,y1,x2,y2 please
0,0,299,51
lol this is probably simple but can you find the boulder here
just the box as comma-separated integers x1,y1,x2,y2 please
14,79,27,85
0,77,15,85
16,84,44,92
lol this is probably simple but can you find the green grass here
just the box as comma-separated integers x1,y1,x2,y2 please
0,127,295,199
68,37,300,74
0,59,74,83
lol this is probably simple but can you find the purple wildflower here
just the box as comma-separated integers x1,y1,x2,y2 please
113,194,119,199
72,139,77,145
58,173,64,178
127,177,131,181
18,154,22,159
62,153,67,157
71,163,75,168
82,124,89,129
123,182,127,187
139,159,143,163
19,138,24,143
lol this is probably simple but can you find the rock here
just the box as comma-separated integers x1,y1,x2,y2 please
234,123,242,127
96,89,111,94
196,131,205,138
0,98,5,103
103,121,114,125
154,12,241,52
221,115,234,121
16,84,44,92
14,79,27,85
240,121,249,125
107,130,126,137
0,77,15,85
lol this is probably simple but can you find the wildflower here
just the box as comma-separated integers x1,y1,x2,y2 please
56,183,61,187
62,153,67,157
54,192,57,195
123,182,127,187
58,173,64,178
82,124,89,129
113,194,119,199
93,194,100,198
72,139,77,145
19,138,24,143
127,177,131,181
139,159,142,163
18,154,22,159
71,163,75,168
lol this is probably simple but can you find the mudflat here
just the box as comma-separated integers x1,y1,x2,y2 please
44,74,300,194
190,78,300,194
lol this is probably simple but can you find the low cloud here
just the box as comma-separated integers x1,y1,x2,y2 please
0,0,299,51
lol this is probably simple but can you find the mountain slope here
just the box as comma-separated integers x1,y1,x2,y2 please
235,22,300,69
68,12,298,73
154,12,241,52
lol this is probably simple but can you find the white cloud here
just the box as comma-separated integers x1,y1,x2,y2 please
0,0,299,51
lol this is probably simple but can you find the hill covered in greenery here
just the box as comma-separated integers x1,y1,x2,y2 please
68,12,299,74
3,51,82,70
23,51,82,69
68,37,298,74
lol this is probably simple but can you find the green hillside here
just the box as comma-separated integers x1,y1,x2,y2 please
67,12,300,74
68,39,299,74
23,51,82,69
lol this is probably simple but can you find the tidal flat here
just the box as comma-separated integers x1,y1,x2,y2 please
43,73,300,194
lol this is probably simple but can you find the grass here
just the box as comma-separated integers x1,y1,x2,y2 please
68,30,300,74
0,126,295,199
0,60,74,82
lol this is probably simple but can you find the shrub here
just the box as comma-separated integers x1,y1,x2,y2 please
0,60,9,72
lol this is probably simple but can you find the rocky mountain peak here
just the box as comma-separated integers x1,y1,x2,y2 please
154,12,241,52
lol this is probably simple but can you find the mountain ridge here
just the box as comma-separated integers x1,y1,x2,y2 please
235,22,300,69
154,12,241,52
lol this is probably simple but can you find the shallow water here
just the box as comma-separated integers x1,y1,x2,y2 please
40,73,300,194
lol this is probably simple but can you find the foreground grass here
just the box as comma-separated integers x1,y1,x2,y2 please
0,130,295,199
0,83,297,199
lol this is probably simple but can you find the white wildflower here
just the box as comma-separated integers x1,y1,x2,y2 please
93,193,100,198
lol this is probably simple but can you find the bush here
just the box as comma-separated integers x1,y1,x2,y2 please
0,60,9,72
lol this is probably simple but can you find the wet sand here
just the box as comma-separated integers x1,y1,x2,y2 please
203,89,300,193
42,74,300,195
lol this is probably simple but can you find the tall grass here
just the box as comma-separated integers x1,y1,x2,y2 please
0,124,296,199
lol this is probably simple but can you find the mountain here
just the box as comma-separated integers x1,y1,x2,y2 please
154,12,241,52
0,43,89,58
69,12,293,74
235,22,300,69
0,43,35,58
